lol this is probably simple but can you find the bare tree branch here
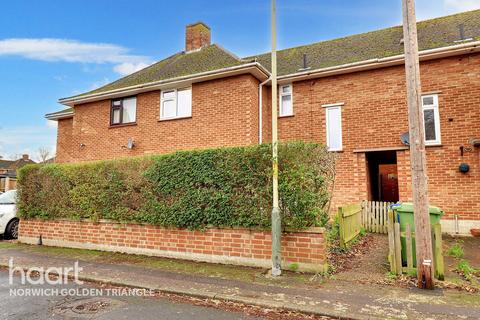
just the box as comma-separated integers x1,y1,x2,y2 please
37,147,51,163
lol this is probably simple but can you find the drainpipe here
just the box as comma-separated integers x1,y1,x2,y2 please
258,78,270,144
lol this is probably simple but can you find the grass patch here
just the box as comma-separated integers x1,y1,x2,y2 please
0,241,20,249
385,271,398,282
456,260,479,282
288,263,299,272
447,243,464,259
407,269,417,277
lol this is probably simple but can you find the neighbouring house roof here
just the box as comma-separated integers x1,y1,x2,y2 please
40,157,56,164
0,159,11,168
54,9,480,111
8,158,36,170
0,156,36,178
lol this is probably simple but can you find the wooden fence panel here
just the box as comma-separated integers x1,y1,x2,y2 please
338,204,362,249
387,210,397,273
386,211,444,280
433,224,444,281
394,222,402,274
405,224,414,273
361,201,392,234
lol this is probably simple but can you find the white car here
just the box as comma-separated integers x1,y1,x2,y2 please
0,190,18,239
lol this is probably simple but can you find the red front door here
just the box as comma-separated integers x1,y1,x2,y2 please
379,164,399,202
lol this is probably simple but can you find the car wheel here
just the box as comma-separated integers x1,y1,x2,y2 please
6,219,19,240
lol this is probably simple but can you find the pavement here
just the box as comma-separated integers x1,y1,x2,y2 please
0,243,479,320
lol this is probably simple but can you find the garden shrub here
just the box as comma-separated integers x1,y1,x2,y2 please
18,142,335,230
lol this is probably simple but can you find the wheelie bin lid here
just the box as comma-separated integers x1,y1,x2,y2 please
392,202,444,215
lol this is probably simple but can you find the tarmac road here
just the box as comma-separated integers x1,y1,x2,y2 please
0,271,260,320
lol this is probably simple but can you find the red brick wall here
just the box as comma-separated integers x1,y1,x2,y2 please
56,118,74,163
57,74,260,162
19,219,326,272
262,53,480,220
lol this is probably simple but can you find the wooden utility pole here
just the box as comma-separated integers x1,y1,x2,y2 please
401,0,434,289
271,0,282,277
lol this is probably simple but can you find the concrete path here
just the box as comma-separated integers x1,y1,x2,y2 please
0,245,479,320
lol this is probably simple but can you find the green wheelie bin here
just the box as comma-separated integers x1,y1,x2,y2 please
392,203,444,266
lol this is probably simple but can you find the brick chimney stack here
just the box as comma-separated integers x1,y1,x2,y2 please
185,22,211,52
22,154,29,160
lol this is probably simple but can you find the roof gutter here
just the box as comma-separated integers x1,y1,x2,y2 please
45,110,75,121
277,41,480,83
59,62,270,106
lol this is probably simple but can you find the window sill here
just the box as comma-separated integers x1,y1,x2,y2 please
158,116,192,122
109,123,137,129
425,143,442,148
279,114,294,118
328,149,344,153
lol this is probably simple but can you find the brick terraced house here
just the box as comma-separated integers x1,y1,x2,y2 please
47,11,480,235
0,154,36,192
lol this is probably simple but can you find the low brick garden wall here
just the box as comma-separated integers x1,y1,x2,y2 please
19,219,327,272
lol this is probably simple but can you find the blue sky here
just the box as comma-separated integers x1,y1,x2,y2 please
0,0,478,161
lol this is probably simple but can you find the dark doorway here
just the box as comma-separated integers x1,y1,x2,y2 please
366,151,399,202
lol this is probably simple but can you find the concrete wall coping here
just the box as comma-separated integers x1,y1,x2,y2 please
22,218,325,234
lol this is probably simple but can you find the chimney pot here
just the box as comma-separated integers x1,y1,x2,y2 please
185,22,211,52
459,24,465,40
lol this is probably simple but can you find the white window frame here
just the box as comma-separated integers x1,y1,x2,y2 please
422,94,441,146
279,84,293,117
160,87,192,120
324,104,343,152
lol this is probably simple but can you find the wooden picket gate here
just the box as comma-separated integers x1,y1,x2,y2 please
338,204,363,249
387,209,444,280
361,201,393,234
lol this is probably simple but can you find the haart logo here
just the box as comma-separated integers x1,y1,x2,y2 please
8,258,84,286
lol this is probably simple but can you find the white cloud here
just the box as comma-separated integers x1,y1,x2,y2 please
113,62,150,76
416,0,479,20
0,38,152,76
445,0,480,11
46,120,58,129
0,124,57,161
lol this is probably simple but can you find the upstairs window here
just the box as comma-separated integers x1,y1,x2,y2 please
111,97,137,125
279,84,293,116
161,88,192,120
325,105,343,151
422,94,441,145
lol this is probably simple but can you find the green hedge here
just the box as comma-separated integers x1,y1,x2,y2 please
17,142,335,230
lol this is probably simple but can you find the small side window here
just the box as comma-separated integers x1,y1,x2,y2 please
422,94,441,145
325,106,343,151
279,84,293,116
